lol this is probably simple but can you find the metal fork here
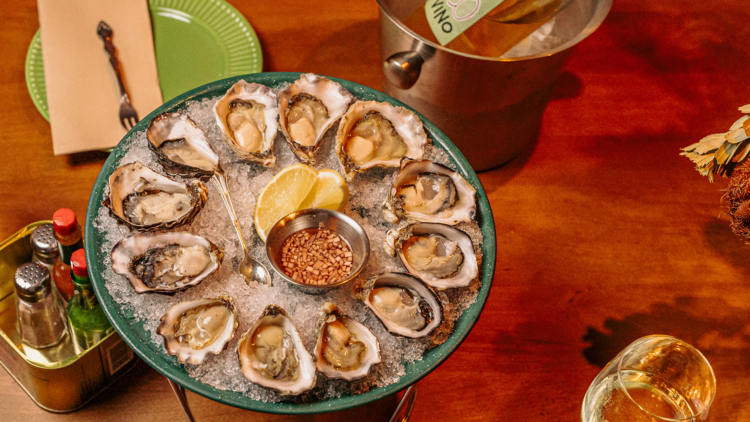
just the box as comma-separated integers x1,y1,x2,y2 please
96,20,139,130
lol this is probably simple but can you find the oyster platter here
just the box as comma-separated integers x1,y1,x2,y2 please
86,73,495,411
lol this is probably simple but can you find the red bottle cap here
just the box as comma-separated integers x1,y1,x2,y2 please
53,208,78,236
70,249,88,277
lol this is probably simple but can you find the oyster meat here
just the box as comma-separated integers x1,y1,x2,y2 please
157,295,238,364
214,81,279,167
383,159,476,225
111,231,223,293
238,305,316,395
147,113,219,179
336,101,428,181
314,302,380,381
385,223,479,290
359,272,443,338
103,161,208,231
278,74,354,165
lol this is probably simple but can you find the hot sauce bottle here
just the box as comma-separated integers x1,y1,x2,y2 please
52,208,84,304
67,249,114,352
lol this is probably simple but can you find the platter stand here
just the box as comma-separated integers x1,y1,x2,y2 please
167,379,195,422
166,378,418,422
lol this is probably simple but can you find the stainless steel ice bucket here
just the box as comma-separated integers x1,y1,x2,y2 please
378,0,612,171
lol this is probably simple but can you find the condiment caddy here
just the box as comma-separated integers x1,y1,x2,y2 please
0,221,137,412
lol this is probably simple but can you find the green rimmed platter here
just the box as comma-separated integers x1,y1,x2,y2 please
25,0,262,121
84,72,496,414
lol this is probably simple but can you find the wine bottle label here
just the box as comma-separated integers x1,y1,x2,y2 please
425,0,507,46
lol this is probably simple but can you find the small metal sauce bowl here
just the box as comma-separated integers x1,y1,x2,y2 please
265,208,370,294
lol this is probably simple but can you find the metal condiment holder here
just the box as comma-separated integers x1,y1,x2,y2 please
0,221,137,412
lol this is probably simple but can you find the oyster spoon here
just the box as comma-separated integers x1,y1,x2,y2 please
210,167,271,286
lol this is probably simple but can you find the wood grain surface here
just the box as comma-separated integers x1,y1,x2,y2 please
1,0,749,420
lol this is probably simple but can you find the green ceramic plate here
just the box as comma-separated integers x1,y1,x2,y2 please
25,0,262,121
84,73,497,414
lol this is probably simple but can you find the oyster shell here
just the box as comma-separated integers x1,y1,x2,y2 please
111,231,223,293
238,305,316,395
383,159,476,225
359,272,443,338
214,81,279,167
157,295,238,364
147,113,219,180
102,161,208,231
335,101,428,181
314,302,380,381
278,74,354,165
385,223,478,290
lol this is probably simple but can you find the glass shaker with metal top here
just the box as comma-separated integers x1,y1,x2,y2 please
30,223,59,270
14,262,68,348
30,224,61,296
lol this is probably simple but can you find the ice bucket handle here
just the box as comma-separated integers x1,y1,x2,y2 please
383,51,424,90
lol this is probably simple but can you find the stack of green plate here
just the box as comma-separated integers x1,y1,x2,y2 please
25,0,263,121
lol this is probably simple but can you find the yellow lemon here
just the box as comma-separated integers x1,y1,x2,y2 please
254,164,349,241
298,169,350,211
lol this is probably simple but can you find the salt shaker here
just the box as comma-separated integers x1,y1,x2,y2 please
14,262,68,348
30,223,59,278
30,223,66,304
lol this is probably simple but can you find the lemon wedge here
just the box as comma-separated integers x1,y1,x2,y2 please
254,164,349,241
298,169,351,210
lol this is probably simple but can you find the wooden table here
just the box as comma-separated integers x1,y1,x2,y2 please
1,0,749,420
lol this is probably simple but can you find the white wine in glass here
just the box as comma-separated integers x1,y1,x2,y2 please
581,336,716,422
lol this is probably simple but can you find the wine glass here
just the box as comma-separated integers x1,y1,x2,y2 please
581,335,716,422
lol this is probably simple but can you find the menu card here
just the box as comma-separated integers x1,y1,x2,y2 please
37,0,163,155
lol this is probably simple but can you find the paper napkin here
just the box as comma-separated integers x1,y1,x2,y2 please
37,0,163,155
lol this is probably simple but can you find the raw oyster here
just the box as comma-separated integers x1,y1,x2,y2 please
278,73,354,165
359,272,443,338
157,295,238,364
383,159,476,225
111,231,223,293
214,81,278,167
238,305,316,395
335,101,428,181
385,223,478,290
314,302,380,381
146,113,219,180
102,161,208,231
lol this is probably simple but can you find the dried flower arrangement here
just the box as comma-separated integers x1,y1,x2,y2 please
681,104,750,241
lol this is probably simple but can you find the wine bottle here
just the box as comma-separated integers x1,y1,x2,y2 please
403,0,573,57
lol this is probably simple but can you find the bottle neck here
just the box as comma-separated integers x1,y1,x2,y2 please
58,237,84,265
71,272,98,310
